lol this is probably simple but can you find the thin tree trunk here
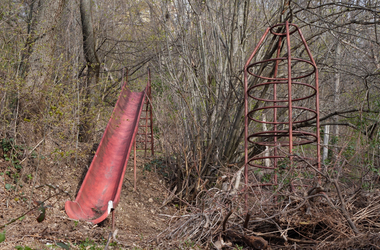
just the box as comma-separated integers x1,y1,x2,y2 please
263,114,271,168
79,0,100,142
333,42,341,138
323,125,330,162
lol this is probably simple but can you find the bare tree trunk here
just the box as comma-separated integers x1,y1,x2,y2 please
263,114,271,168
333,42,341,138
79,0,100,142
17,0,41,79
18,0,66,142
25,0,66,90
323,125,330,162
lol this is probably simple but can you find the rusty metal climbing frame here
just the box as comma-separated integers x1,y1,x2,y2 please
244,21,321,189
136,68,154,157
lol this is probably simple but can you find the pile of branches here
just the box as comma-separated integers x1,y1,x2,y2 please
154,172,380,249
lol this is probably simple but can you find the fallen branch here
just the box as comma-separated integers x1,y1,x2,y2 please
332,179,360,235
224,230,268,250
19,138,45,165
294,153,360,235
104,232,113,250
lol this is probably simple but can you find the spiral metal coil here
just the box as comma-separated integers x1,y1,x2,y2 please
244,22,321,188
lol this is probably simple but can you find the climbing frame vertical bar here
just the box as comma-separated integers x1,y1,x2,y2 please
244,22,321,192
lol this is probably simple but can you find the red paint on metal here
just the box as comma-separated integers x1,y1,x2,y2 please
65,73,148,224
136,68,154,156
134,139,137,191
244,22,321,189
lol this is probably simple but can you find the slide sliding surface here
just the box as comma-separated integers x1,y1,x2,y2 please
65,82,146,224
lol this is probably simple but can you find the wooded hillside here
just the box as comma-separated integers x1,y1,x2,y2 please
1,0,380,249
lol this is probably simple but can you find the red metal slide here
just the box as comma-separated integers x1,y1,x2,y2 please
65,79,148,224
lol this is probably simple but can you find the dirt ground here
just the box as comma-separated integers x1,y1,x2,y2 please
0,148,176,250
3,143,380,250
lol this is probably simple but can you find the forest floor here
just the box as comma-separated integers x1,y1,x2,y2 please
0,145,177,250
3,141,380,250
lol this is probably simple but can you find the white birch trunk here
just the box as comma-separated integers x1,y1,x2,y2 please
322,125,330,162
263,114,271,168
333,42,341,137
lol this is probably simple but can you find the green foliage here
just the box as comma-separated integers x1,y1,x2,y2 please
36,206,46,223
143,158,169,178
153,125,160,139
261,172,272,183
76,238,103,250
235,244,244,250
343,142,356,159
74,238,117,250
5,183,13,190
51,148,75,161
152,79,167,97
143,162,152,172
369,164,380,176
0,230,5,243
362,182,374,190
56,242,70,249
254,169,262,175
183,239,195,248
1,138,26,188
14,246,34,250
302,171,314,179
